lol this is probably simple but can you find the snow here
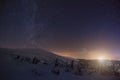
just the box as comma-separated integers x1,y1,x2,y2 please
0,48,120,80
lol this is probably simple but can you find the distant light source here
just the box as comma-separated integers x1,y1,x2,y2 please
98,56,106,61
97,56,107,64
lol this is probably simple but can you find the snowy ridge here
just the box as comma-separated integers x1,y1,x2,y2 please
0,48,120,80
0,48,71,62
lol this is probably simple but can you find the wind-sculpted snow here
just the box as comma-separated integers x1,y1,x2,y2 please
0,48,120,80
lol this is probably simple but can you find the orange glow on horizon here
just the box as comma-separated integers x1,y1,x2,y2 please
52,50,114,60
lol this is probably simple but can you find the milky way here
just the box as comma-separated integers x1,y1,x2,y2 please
0,0,120,59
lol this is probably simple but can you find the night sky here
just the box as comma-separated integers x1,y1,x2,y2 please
0,0,120,59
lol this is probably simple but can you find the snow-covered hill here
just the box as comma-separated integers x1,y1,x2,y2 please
0,48,71,62
0,48,119,80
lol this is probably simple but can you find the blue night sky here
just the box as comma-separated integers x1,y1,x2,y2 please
0,0,120,59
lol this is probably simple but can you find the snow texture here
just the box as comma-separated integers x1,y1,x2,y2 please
0,48,120,80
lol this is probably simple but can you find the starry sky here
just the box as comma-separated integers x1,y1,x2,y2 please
0,0,120,59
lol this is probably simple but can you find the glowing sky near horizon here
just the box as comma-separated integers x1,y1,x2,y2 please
0,0,120,60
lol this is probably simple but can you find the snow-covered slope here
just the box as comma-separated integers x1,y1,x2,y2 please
0,48,119,80
0,48,70,62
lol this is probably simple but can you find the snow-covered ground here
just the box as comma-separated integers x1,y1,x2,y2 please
0,48,120,80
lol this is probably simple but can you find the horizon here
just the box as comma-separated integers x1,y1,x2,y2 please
0,0,120,60
0,47,119,61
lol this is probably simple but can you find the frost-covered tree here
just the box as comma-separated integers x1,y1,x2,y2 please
70,60,74,70
32,56,39,64
54,58,59,67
